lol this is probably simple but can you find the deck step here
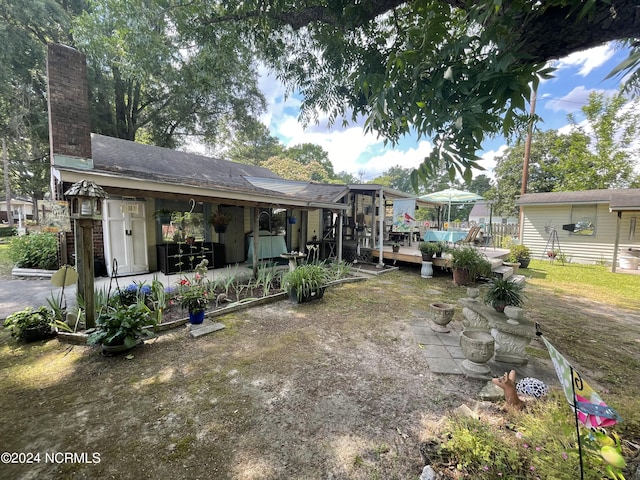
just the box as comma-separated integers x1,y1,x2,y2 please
492,265,513,279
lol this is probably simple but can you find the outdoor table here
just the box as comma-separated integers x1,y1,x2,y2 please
281,253,307,272
423,230,468,243
246,234,287,263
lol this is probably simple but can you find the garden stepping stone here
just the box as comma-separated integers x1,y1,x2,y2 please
189,321,226,338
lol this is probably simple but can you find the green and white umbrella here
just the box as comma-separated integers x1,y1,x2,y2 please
419,188,483,224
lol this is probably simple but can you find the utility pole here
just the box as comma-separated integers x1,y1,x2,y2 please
521,88,537,196
519,88,537,241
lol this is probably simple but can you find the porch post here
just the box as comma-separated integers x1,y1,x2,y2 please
612,210,621,273
378,188,384,267
337,212,343,263
252,208,260,277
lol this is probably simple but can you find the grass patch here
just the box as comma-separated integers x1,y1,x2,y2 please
0,243,13,277
0,263,638,479
525,259,640,310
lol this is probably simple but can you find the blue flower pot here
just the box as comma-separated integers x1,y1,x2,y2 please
189,310,205,324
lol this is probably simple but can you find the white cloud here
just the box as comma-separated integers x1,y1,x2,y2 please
478,144,509,178
551,44,616,77
356,141,434,181
544,85,617,113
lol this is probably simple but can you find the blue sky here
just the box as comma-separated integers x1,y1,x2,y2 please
257,43,631,183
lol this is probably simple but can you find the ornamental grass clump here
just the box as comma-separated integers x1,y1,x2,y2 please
282,263,329,302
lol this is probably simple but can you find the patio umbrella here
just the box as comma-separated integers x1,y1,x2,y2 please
419,188,484,224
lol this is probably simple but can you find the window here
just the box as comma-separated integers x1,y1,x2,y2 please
569,204,597,236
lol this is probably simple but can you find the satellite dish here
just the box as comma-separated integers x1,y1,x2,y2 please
51,265,78,287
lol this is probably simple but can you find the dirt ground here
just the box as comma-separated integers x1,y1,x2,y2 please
1,267,639,480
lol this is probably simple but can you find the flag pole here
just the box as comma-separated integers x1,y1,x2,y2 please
570,366,585,480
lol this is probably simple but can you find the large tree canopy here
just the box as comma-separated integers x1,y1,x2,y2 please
491,89,640,215
73,0,266,148
194,0,638,186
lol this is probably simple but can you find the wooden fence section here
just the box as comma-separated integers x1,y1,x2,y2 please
486,223,519,248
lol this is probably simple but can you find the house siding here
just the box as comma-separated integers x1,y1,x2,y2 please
522,204,640,264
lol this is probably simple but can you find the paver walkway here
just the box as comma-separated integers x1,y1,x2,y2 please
409,312,558,385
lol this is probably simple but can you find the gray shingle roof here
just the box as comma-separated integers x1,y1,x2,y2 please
91,134,279,194
517,189,640,209
86,134,348,208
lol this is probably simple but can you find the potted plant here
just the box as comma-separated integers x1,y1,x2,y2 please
509,244,531,269
483,277,525,312
210,210,231,234
282,263,329,303
418,241,441,260
86,302,156,354
449,246,492,286
3,306,56,342
153,208,174,224
392,241,400,253
176,281,210,324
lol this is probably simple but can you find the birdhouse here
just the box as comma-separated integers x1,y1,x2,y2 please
64,180,108,220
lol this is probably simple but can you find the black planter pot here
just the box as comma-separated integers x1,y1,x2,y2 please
518,257,531,269
289,287,325,303
101,340,143,356
214,225,228,234
21,327,55,343
156,214,172,224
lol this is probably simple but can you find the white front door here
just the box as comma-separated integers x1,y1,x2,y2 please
103,200,149,276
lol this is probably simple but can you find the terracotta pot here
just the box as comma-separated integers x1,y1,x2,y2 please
452,267,471,286
492,300,506,313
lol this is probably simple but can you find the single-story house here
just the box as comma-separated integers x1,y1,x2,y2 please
468,201,518,226
0,197,34,224
516,189,640,270
46,43,436,276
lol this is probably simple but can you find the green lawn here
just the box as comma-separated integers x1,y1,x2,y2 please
525,259,640,310
0,243,13,277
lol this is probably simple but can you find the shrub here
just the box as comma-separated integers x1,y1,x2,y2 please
7,232,58,270
509,244,531,263
4,306,55,342
0,226,17,238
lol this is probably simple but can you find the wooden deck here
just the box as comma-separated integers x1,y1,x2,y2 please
370,244,510,267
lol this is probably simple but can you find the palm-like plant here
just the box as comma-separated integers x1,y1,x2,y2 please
484,277,525,312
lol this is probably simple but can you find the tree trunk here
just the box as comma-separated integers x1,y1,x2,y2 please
3,138,13,227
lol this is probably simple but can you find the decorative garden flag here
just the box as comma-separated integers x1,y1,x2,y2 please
542,336,621,428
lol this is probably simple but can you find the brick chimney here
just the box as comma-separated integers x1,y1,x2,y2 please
46,44,93,177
